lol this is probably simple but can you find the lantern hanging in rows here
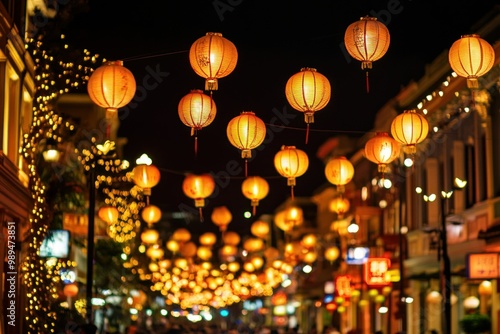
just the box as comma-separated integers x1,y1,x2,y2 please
211,206,232,232
141,204,162,225
87,60,136,124
98,205,119,225
364,132,401,174
390,109,429,155
178,89,217,155
285,68,331,143
325,156,354,193
274,145,309,200
448,34,495,89
274,206,304,233
329,197,350,219
344,16,390,92
189,32,238,91
251,220,270,239
227,111,266,176
182,173,215,222
241,176,269,215
132,163,161,201
141,228,160,245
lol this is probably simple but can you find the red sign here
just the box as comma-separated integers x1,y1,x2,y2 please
364,258,391,286
335,275,352,297
467,253,500,279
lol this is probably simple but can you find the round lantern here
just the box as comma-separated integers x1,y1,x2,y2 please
324,246,340,263
227,111,266,176
329,196,350,219
251,220,270,239
172,228,191,243
223,231,240,246
141,228,159,244
344,16,390,70
243,237,265,253
182,173,215,221
390,109,429,155
178,89,217,154
364,132,401,174
142,204,162,225
197,246,213,260
344,16,390,92
189,32,238,91
199,232,217,246
87,61,136,119
448,34,495,89
274,206,304,232
132,164,161,197
166,239,180,253
285,68,331,143
180,241,197,258
98,205,119,224
324,156,354,193
211,206,232,232
63,283,79,298
274,145,309,199
146,245,164,260
242,176,269,215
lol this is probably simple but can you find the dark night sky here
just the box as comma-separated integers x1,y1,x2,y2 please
63,0,499,236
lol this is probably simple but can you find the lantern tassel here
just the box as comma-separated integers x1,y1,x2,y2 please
194,134,198,157
199,207,204,222
290,185,294,200
245,159,248,177
366,71,370,93
305,123,310,144
252,205,256,216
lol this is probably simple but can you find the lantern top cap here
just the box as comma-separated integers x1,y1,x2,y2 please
281,145,297,150
104,60,124,66
240,111,256,115
206,32,223,37
300,67,317,72
460,34,481,39
403,109,418,113
360,16,378,21
375,132,390,136
189,89,204,93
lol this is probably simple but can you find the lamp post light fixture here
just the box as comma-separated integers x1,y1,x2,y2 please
423,177,467,334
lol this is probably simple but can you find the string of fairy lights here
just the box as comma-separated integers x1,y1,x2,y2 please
18,21,498,332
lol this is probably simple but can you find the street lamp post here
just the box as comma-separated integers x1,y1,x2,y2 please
440,190,453,334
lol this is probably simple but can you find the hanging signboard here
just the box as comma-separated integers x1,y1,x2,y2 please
466,253,500,279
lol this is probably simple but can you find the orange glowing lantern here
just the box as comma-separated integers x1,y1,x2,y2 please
448,34,495,89
274,206,303,232
172,228,191,243
364,132,400,174
242,176,269,215
180,241,197,258
243,237,265,253
324,246,340,263
344,16,390,92
324,156,354,193
285,68,331,143
87,60,136,120
132,164,161,197
189,32,238,91
390,109,429,155
274,145,309,199
166,240,180,254
211,206,232,232
250,220,270,239
182,173,215,221
141,228,159,244
197,246,213,260
227,111,266,176
178,89,217,154
329,197,350,219
199,232,217,246
98,205,119,224
223,231,240,246
142,204,162,225
63,283,79,298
